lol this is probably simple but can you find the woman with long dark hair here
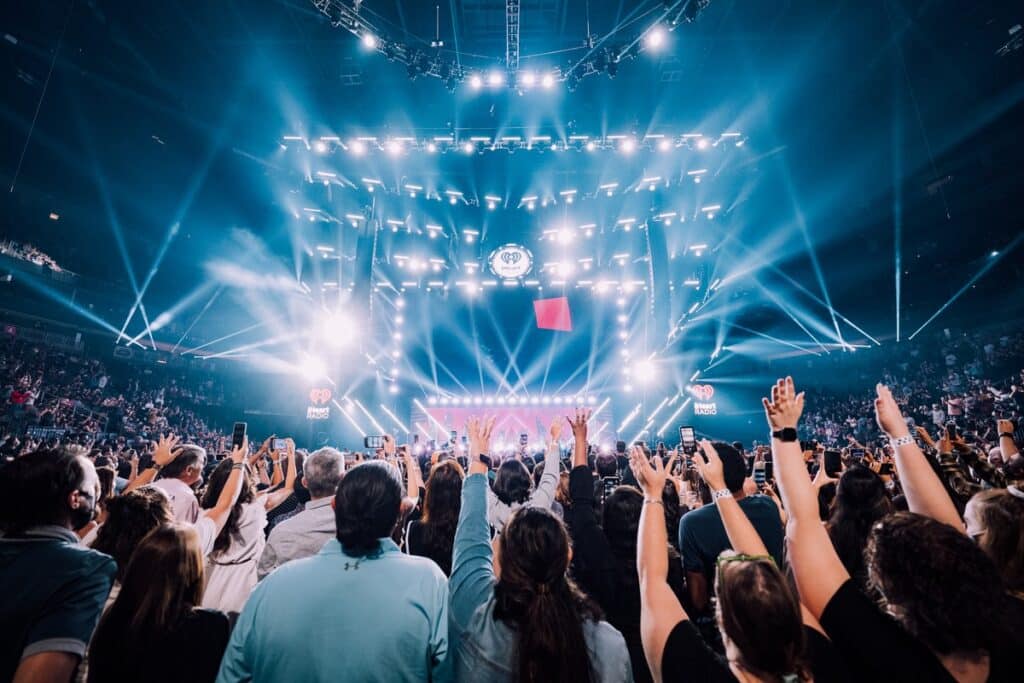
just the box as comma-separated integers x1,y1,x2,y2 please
200,437,297,613
449,416,632,682
406,459,464,574
826,464,892,591
87,524,229,683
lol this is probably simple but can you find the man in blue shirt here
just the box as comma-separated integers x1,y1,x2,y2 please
218,459,449,682
0,449,116,683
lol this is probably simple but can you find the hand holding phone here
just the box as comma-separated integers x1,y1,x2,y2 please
231,422,247,450
679,426,696,455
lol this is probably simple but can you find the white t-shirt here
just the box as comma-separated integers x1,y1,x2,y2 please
202,500,268,614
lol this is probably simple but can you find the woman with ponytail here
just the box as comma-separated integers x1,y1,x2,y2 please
826,464,892,592
450,416,632,682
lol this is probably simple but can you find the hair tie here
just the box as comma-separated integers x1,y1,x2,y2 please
781,675,799,683
1008,485,1024,500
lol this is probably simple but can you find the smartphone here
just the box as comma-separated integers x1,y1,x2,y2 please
679,426,696,455
850,448,865,461
449,430,458,444
273,438,287,451
799,440,816,452
764,462,774,481
753,461,766,485
945,422,958,441
519,433,529,446
824,449,842,478
231,422,247,449
364,436,385,449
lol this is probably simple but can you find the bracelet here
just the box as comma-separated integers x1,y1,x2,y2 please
643,498,664,507
889,434,914,449
231,463,245,471
1000,432,1015,439
711,488,733,501
150,463,163,471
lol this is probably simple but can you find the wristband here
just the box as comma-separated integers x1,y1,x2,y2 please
231,463,245,471
1000,432,1015,439
643,498,664,507
711,488,733,501
150,463,163,471
889,434,914,449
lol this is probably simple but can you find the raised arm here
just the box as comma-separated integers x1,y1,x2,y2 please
402,444,424,501
631,446,688,682
568,408,591,468
449,416,497,631
200,438,248,539
527,418,562,510
998,418,1020,459
123,434,181,493
694,440,769,557
764,377,850,619
262,439,297,511
874,384,963,530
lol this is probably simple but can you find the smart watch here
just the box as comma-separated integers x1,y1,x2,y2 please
771,428,798,442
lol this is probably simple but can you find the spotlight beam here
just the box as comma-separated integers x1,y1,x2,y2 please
657,397,692,437
117,221,181,341
413,398,450,434
379,404,410,435
908,234,1024,340
588,398,611,425
181,321,266,355
353,400,388,435
333,399,367,438
617,402,643,434
171,286,223,353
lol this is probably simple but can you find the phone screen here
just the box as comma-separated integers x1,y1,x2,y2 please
231,422,247,449
449,430,458,443
273,438,287,451
364,436,385,449
679,426,696,455
824,450,842,478
519,433,529,446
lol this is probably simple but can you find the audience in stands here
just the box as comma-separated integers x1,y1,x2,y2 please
0,324,1023,682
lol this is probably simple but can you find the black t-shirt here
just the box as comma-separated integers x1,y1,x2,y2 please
88,608,229,683
819,579,954,682
661,620,851,683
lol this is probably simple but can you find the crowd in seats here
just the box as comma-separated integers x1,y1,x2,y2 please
0,239,62,272
1,328,1023,682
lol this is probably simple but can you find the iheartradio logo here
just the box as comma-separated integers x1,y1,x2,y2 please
309,388,332,405
688,384,715,401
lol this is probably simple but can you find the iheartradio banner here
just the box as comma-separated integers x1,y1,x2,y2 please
687,384,718,416
306,387,332,421
413,406,614,450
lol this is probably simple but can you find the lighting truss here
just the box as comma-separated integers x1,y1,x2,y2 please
309,0,715,93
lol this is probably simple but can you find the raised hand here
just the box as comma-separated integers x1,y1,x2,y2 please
914,425,936,449
694,439,727,491
628,445,666,500
874,383,909,439
762,377,805,430
997,418,1015,435
549,416,563,443
229,436,249,464
467,415,496,462
153,433,183,467
566,408,591,441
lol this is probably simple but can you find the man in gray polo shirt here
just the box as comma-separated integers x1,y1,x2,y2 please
258,446,344,578
0,449,116,683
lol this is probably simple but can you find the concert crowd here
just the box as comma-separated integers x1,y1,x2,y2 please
1,327,1023,683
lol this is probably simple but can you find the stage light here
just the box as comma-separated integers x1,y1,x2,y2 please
497,396,507,405
389,384,400,395
426,142,437,153
621,349,630,358
617,297,626,307
473,396,483,405
617,314,628,324
554,396,563,405
634,360,656,384
620,138,636,153
362,33,378,49
488,201,496,210
394,315,404,326
469,73,483,90
521,71,536,87
657,138,672,152
618,330,629,340
697,137,709,150
317,312,352,348
387,140,403,156
393,332,403,341
541,396,551,405
390,349,401,359
314,140,328,154
530,396,540,405
557,228,574,244
440,397,450,405
586,140,596,151
487,70,504,87
350,139,367,156
557,261,574,278
450,195,458,205
541,72,556,89
299,355,326,381
991,250,999,257
396,297,406,309
428,396,437,405
646,26,666,49
527,201,535,211
462,141,474,154
649,183,656,191
624,384,633,393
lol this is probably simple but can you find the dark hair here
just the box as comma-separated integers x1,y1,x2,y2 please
713,442,747,492
716,553,809,681
595,454,618,478
866,512,1009,655
603,485,643,565
92,489,173,581
0,449,87,534
158,445,205,481
96,467,116,510
661,479,683,551
494,459,533,506
494,507,601,683
419,460,464,575
88,525,205,681
827,465,891,587
334,461,403,557
200,458,255,555
968,489,1024,592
